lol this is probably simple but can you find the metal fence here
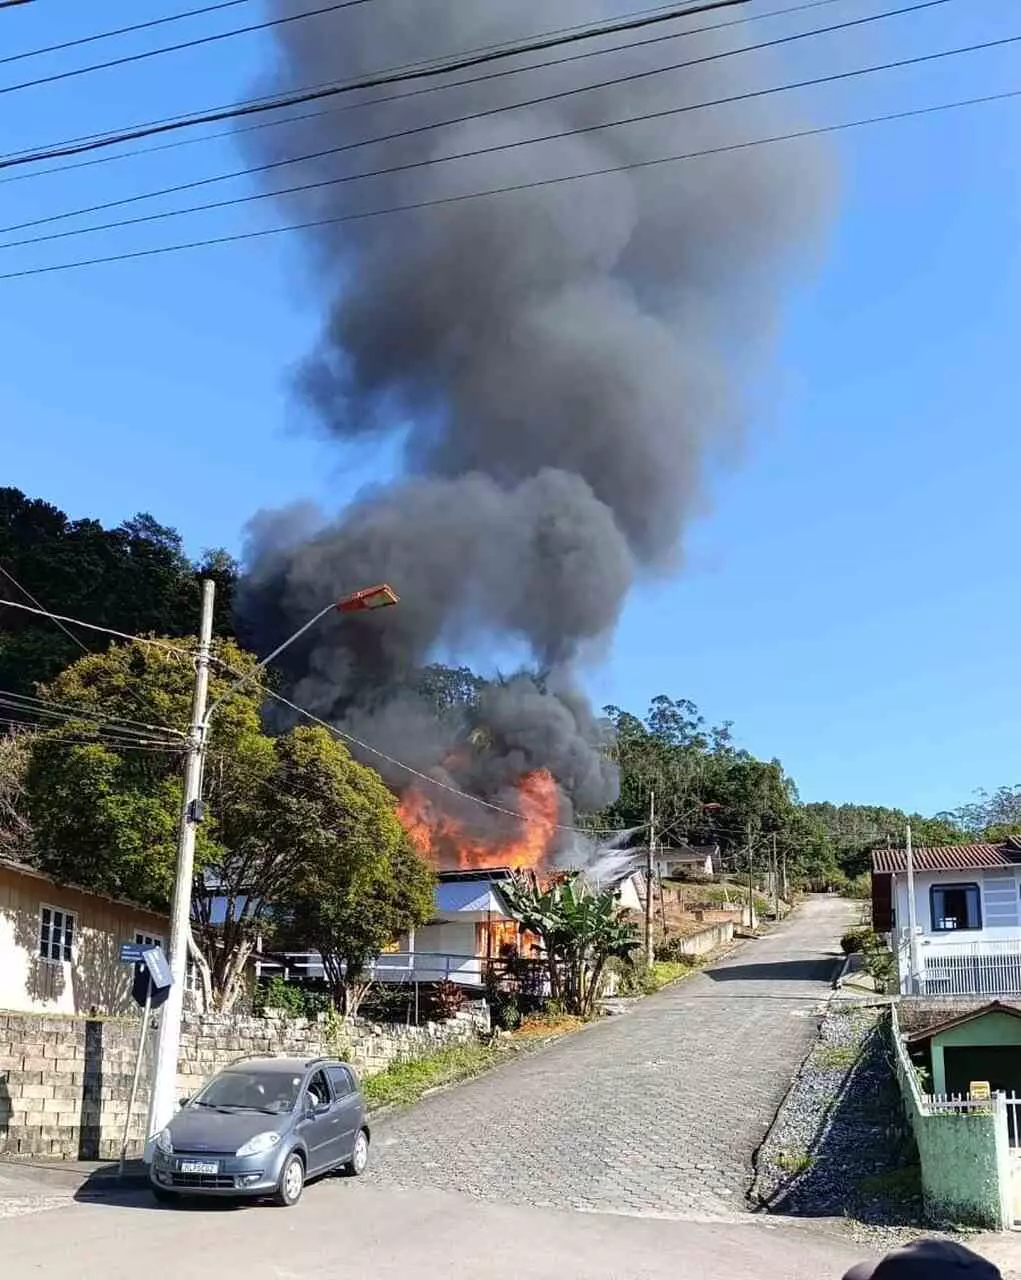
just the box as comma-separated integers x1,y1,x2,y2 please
919,944,1021,997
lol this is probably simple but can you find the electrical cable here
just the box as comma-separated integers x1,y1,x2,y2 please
0,0,750,167
0,0,257,68
0,691,186,740
0,597,197,654
0,0,850,189
0,0,380,97
3,79,1017,280
0,0,954,242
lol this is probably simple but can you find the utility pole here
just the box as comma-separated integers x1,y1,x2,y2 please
746,821,755,929
645,790,656,967
772,831,780,922
146,579,215,1154
905,821,920,995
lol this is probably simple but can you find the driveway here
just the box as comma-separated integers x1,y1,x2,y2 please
366,895,859,1219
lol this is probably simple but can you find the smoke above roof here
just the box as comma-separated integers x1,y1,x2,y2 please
235,0,832,838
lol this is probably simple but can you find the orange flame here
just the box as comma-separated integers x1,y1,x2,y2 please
398,769,559,871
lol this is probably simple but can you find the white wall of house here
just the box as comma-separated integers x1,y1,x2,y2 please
893,867,1021,995
894,868,1021,948
0,862,169,1015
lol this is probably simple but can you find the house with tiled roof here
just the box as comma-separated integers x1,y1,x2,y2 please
872,835,1021,996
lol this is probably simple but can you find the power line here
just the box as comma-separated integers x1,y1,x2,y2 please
0,0,951,243
0,597,196,654
0,561,93,656
0,0,749,168
0,0,256,68
4,75,1017,279
0,715,186,753
0,688,186,740
0,0,380,97
0,0,849,189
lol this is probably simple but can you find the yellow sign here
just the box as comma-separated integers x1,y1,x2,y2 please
970,1081,992,1101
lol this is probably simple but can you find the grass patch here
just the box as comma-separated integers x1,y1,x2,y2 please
362,1012,591,1110
361,1041,501,1110
775,1150,815,1176
649,960,695,990
814,1044,859,1071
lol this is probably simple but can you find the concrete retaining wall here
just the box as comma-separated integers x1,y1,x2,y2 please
890,1005,1009,1229
0,1002,489,1161
674,921,735,956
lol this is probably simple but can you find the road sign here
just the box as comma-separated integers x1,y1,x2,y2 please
119,942,147,963
141,945,172,991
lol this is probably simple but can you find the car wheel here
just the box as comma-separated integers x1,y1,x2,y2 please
151,1185,177,1205
343,1128,370,1177
275,1153,305,1207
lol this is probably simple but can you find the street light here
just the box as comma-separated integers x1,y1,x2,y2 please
145,581,399,1155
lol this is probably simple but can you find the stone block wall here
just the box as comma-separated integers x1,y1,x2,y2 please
0,1001,489,1161
674,921,734,957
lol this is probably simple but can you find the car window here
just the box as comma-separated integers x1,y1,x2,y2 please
195,1069,302,1113
306,1068,331,1108
328,1065,354,1097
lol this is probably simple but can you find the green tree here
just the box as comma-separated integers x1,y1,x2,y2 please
272,731,435,1014
0,487,237,696
22,640,421,1012
0,729,31,857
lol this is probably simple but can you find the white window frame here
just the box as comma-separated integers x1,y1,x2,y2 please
38,904,76,964
134,929,164,951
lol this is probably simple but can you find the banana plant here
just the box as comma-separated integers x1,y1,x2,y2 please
501,873,640,1016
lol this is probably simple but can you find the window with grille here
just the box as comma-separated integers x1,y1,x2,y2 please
134,930,163,951
39,906,75,962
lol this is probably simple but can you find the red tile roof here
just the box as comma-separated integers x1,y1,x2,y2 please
872,837,1021,875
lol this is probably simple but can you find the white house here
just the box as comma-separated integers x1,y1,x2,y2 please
657,844,717,880
265,869,531,991
872,836,1021,996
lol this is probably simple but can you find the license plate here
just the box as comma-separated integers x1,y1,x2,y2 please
179,1160,218,1175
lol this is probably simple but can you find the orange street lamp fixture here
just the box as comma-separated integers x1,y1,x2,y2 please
336,583,399,613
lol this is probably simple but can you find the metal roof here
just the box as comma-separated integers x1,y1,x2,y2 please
904,1001,1021,1044
434,880,512,916
872,840,1021,874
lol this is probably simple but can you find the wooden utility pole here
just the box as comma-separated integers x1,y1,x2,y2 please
746,821,755,929
644,790,656,967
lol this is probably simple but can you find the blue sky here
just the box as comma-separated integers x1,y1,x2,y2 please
2,0,1018,816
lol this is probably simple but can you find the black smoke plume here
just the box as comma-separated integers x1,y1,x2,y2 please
236,0,830,849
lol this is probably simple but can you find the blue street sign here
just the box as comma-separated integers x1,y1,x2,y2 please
119,942,147,963
141,945,173,991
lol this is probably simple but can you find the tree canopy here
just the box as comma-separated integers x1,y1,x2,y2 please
0,487,237,697
21,637,433,1011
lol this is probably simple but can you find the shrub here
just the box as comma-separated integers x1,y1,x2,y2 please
841,929,868,955
421,978,466,1022
253,976,332,1020
491,993,522,1031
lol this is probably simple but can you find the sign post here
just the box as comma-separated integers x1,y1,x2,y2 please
119,944,173,1178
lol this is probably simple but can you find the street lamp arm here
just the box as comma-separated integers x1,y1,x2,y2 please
202,600,335,728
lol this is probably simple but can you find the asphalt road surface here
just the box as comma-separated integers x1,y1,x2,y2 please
1,896,895,1280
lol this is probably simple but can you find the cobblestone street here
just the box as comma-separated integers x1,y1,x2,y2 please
366,896,858,1219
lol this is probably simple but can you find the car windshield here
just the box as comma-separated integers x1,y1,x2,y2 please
193,1069,302,1114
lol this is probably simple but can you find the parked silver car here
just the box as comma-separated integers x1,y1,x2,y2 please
149,1055,370,1207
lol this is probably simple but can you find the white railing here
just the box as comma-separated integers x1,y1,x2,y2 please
898,936,1021,996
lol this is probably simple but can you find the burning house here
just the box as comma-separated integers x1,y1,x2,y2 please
235,3,830,881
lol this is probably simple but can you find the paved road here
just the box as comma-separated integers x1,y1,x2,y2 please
0,1182,873,1280
1,897,891,1280
365,896,859,1219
